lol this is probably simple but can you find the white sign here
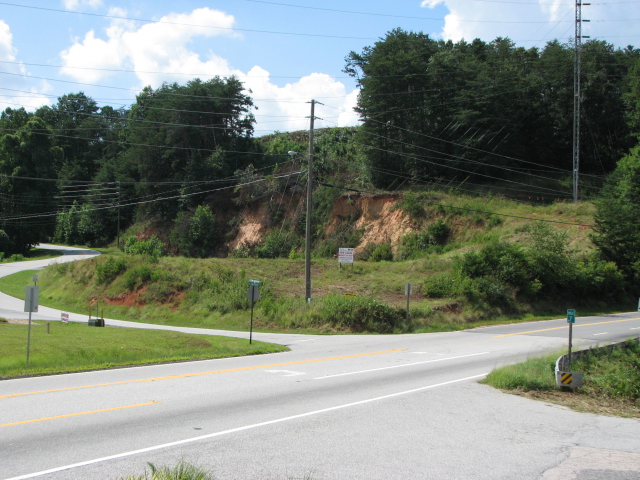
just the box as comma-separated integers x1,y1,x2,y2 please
338,248,354,264
24,286,39,313
61,312,69,324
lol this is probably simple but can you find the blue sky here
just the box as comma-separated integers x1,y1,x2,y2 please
0,0,638,136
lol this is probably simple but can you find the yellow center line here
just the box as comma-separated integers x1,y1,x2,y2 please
495,317,640,337
0,401,160,428
1,349,405,400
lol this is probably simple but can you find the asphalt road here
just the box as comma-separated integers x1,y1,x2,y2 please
1,246,639,480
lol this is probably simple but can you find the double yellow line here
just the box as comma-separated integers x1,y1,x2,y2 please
495,317,640,337
1,349,404,400
1,349,404,428
1,402,160,428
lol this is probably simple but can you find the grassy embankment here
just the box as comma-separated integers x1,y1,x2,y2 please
0,318,286,380
482,340,640,417
3,192,630,335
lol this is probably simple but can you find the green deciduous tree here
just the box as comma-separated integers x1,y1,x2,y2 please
0,117,61,253
592,144,640,286
170,205,218,258
122,77,258,220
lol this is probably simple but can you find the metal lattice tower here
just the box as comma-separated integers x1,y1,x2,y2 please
573,2,590,203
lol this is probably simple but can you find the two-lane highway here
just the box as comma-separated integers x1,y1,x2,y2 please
1,246,639,479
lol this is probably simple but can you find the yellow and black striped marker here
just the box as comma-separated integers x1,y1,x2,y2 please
560,372,573,385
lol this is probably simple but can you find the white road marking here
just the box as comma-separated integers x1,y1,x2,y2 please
313,352,490,380
593,332,608,336
4,373,487,480
264,370,306,376
631,327,640,330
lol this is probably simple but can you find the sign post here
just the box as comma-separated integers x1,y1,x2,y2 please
405,283,412,322
247,280,262,344
24,285,40,365
566,309,576,368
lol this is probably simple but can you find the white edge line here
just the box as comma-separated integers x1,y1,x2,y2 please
4,373,487,480
313,352,491,380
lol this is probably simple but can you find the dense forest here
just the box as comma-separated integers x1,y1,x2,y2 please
1,30,640,293
345,30,640,190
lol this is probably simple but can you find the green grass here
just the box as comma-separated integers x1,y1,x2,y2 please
118,461,214,480
482,352,560,391
0,320,287,379
117,461,315,480
482,340,640,417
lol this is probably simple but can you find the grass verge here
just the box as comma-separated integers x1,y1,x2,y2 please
0,320,287,380
481,340,640,418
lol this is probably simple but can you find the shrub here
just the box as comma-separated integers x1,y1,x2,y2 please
124,265,156,291
320,294,406,333
458,241,532,293
368,242,393,262
255,230,301,258
171,205,218,258
124,236,166,260
460,277,514,310
428,218,450,245
423,272,458,298
396,191,425,218
96,257,127,285
397,231,443,259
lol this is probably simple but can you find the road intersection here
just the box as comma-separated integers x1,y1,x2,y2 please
1,245,639,480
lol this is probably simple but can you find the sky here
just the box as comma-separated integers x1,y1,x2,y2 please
0,0,638,136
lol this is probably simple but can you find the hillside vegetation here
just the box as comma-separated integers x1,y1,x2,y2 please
22,189,631,334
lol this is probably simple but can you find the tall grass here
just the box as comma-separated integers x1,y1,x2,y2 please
118,461,214,480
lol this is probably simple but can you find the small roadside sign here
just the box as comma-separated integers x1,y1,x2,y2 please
338,248,354,264
61,312,69,324
567,309,576,324
247,285,260,303
248,279,262,287
24,286,39,313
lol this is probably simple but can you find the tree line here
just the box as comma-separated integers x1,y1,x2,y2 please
345,29,639,192
0,29,639,287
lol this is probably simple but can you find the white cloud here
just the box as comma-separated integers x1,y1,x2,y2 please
58,7,360,134
60,7,239,85
62,0,103,10
419,0,637,48
0,20,52,112
243,68,359,133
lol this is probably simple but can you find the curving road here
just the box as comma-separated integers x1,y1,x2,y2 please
1,245,639,480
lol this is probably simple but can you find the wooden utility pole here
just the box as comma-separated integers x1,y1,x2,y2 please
305,100,316,303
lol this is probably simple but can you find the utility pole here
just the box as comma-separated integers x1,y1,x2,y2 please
116,181,121,248
573,1,590,203
305,100,317,303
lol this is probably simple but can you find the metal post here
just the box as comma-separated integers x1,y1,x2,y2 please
305,100,315,303
573,1,589,202
249,290,255,345
568,322,573,369
26,310,32,365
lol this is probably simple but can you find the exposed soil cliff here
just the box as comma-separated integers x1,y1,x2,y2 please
228,193,413,254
